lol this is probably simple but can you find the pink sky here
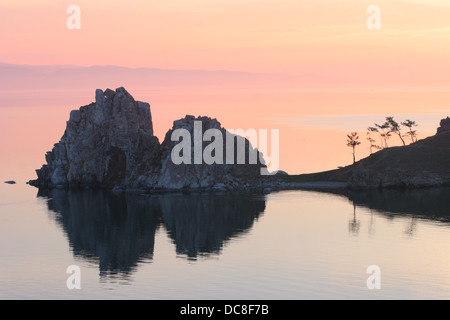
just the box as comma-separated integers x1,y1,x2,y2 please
1,0,450,77
0,1,449,178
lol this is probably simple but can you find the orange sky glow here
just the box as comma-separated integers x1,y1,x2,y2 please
0,0,449,178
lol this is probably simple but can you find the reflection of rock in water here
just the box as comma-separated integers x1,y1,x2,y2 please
37,189,266,277
38,188,162,277
347,187,450,223
160,193,266,260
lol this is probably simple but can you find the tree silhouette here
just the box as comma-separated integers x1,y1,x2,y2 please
367,127,381,154
374,121,391,148
386,116,406,146
401,119,418,143
347,132,361,164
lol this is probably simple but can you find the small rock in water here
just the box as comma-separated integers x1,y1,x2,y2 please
4,180,16,184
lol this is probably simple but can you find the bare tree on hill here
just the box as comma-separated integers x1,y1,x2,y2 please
347,132,361,164
386,116,406,146
374,121,391,148
401,119,418,143
367,127,381,154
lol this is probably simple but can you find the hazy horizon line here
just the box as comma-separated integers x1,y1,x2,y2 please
0,61,302,77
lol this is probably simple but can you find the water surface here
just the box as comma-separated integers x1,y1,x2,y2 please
1,182,449,299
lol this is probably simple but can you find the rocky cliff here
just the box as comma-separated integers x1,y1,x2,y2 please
30,88,266,191
33,87,161,188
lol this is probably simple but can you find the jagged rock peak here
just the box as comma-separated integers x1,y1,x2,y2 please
32,87,160,188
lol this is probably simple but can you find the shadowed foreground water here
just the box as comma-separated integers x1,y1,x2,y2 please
1,184,449,299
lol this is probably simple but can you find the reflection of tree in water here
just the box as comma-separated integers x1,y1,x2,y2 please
37,189,266,278
312,187,450,237
348,203,360,236
404,216,417,237
347,187,450,223
344,187,450,237
367,210,376,236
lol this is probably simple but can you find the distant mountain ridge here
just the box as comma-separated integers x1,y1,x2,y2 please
0,62,309,91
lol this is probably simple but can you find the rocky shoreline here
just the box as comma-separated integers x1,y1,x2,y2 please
28,179,348,195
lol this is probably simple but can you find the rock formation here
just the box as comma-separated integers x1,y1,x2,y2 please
437,116,450,134
33,87,161,188
30,88,266,191
156,115,266,190
32,88,448,192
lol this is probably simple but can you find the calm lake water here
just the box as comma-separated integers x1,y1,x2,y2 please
1,182,449,299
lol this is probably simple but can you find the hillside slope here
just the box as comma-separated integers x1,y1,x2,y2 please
347,130,450,189
280,127,450,190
